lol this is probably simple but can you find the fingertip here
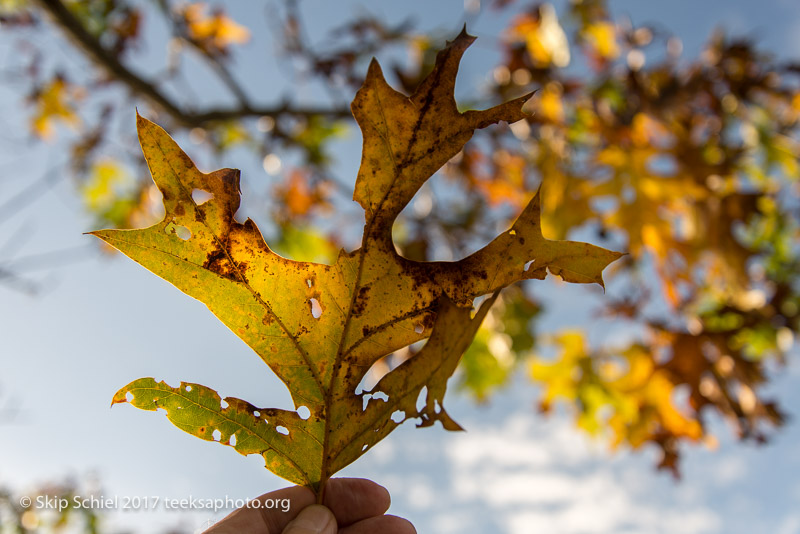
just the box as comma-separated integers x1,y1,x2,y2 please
364,479,391,512
339,514,416,534
253,486,315,533
384,515,416,534
325,478,391,525
281,504,336,534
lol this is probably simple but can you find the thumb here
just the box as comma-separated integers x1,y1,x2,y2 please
281,504,337,534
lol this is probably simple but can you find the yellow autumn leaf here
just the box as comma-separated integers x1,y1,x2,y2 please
95,32,622,496
30,77,81,140
183,2,249,54
583,21,619,60
508,4,570,68
596,145,627,168
82,158,132,212
535,82,565,123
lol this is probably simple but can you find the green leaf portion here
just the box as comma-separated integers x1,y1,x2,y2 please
112,379,319,487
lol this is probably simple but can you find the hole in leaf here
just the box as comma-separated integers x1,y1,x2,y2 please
309,298,322,319
306,279,313,288
297,406,311,420
212,429,222,441
253,410,260,418
362,444,369,451
125,392,134,402
165,223,191,240
524,260,534,272
167,224,192,240
362,391,390,411
391,410,405,423
355,353,394,394
185,385,192,392
191,189,214,205
276,426,289,435
229,434,237,446
416,386,428,412
176,226,191,240
414,323,424,334
220,399,229,409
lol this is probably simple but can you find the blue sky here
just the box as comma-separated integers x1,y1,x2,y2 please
2,1,800,533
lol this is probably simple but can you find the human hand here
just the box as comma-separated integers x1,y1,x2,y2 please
204,478,415,534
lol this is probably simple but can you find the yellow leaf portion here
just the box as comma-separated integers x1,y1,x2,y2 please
82,158,132,212
508,4,570,68
583,21,619,60
96,32,622,496
182,3,249,54
535,82,565,123
30,78,80,140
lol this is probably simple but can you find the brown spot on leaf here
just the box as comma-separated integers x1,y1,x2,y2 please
204,246,238,281
352,285,371,316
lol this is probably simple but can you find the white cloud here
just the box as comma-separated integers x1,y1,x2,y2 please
777,515,800,534
358,395,728,533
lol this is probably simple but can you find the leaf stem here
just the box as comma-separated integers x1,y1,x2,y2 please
315,476,329,505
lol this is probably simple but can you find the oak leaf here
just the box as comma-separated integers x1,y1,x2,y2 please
95,30,622,496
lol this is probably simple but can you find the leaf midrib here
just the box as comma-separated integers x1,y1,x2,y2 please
321,71,445,484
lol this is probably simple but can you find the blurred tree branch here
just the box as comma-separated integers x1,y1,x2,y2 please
33,0,352,128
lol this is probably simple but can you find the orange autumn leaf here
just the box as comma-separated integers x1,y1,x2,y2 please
274,169,329,219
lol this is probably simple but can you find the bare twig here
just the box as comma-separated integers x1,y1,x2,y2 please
153,0,253,109
0,265,38,294
0,244,95,272
0,167,60,226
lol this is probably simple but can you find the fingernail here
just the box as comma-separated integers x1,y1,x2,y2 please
281,504,336,534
